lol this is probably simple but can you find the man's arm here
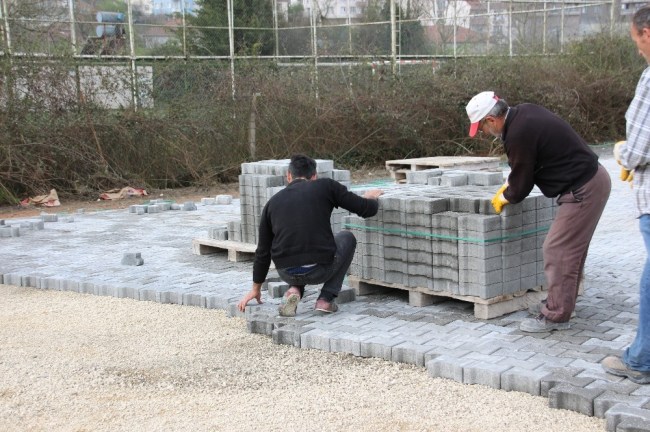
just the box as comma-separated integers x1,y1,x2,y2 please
622,68,650,169
239,204,273,312
332,180,382,218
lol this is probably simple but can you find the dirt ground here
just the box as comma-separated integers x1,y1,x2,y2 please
0,168,391,221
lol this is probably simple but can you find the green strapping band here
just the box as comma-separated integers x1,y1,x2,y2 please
342,223,550,244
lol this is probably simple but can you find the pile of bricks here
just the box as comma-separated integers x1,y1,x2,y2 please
346,173,557,300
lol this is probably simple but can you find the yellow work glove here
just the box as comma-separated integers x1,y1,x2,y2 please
491,183,510,214
614,141,634,186
621,167,634,183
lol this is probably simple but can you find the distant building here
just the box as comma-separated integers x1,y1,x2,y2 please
152,0,199,16
132,0,154,15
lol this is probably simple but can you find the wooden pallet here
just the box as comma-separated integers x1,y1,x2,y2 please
347,275,547,319
385,156,501,183
192,238,257,262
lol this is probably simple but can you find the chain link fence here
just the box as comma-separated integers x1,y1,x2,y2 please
0,0,642,109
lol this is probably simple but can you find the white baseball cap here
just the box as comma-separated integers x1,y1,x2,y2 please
466,91,499,137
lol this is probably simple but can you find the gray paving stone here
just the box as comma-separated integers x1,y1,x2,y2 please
462,362,513,389
594,391,650,418
540,367,593,397
426,355,477,383
616,417,650,432
605,404,650,432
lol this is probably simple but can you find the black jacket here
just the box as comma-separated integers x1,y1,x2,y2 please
252,177,378,283
502,104,598,203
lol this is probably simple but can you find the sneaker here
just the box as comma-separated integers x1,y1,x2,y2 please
278,286,301,317
314,298,338,313
528,299,576,318
519,314,571,333
602,356,650,384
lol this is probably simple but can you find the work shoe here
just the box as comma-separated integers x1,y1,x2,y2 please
314,298,338,313
602,356,650,384
278,286,301,317
528,299,576,318
519,314,571,333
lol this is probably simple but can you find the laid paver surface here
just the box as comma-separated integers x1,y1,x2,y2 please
2,150,649,426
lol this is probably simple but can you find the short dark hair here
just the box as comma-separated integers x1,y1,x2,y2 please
633,5,650,33
289,154,317,179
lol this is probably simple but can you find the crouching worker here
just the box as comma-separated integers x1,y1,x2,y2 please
237,154,383,316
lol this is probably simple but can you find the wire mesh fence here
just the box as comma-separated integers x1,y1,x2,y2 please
0,0,642,108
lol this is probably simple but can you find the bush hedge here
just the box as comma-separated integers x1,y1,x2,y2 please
0,33,644,205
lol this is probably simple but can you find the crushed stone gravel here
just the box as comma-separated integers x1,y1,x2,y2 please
0,284,605,432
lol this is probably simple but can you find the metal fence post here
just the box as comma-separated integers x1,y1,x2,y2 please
67,0,77,53
560,1,565,53
273,0,279,64
486,0,491,54
390,0,396,76
543,1,547,54
0,0,11,55
127,0,139,110
227,0,235,101
453,0,457,58
508,0,513,57
181,0,187,57
311,0,319,100
68,0,82,107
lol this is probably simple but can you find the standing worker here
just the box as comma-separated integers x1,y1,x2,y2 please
237,154,383,316
466,91,611,332
601,5,650,384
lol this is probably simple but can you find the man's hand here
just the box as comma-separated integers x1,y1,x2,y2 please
237,283,263,312
621,167,634,183
363,189,383,200
614,141,634,185
614,141,626,165
491,183,510,214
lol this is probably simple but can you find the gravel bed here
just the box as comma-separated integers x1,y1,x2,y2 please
0,284,605,432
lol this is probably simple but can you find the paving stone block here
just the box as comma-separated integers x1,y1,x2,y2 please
360,338,399,361
247,315,275,336
594,391,650,418
616,417,650,432
121,252,144,266
272,325,307,347
159,289,183,304
268,281,289,298
501,367,554,395
605,404,650,432
426,355,477,383
182,292,206,307
300,330,331,352
330,335,363,356
115,285,139,299
548,383,605,416
540,367,592,397
462,362,513,389
391,342,427,366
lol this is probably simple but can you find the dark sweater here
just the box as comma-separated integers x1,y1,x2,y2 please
502,104,599,203
252,177,379,283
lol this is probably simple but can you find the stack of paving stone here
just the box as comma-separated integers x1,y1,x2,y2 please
345,169,557,300
223,159,351,244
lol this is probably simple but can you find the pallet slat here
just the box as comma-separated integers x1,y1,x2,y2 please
347,275,547,319
192,238,257,262
385,156,501,182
